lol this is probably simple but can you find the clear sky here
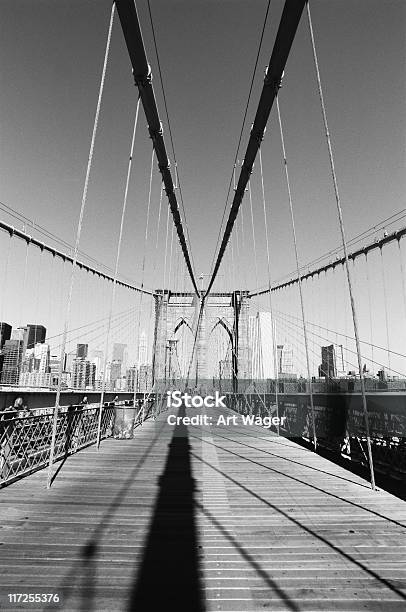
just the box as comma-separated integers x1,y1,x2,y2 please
0,0,405,373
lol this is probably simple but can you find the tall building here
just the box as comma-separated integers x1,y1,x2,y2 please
248,312,276,379
319,345,336,379
35,342,50,373
0,322,12,379
0,322,12,349
21,342,50,375
112,343,127,363
277,344,293,376
48,355,69,388
26,324,46,349
127,367,138,392
90,350,104,378
64,352,75,373
110,360,122,387
138,331,147,366
76,344,88,359
49,355,61,376
72,358,95,390
0,339,23,384
138,364,152,392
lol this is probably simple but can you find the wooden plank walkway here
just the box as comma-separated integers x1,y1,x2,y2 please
0,404,406,611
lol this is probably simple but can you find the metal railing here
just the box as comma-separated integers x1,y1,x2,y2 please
0,404,115,487
0,395,160,488
228,392,406,480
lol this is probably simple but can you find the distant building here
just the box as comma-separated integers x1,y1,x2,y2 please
277,344,293,376
319,345,336,379
12,326,29,350
127,367,138,392
0,339,23,384
0,322,12,349
114,376,127,391
76,344,88,359
112,343,127,363
19,371,52,387
138,364,152,392
72,358,95,390
138,332,147,366
49,355,61,376
110,360,122,387
248,312,278,379
0,322,12,379
90,350,104,378
49,355,70,388
26,324,46,349
64,352,75,373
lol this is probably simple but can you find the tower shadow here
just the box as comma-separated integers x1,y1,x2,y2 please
127,404,205,611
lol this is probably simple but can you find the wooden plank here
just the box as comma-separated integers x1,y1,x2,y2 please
0,405,405,611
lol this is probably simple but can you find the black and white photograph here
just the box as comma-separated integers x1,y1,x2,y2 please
0,1,405,610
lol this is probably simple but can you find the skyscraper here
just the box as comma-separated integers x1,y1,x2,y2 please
138,331,147,366
0,322,12,379
138,364,152,392
112,343,127,363
90,350,104,378
26,325,46,349
76,344,88,359
72,358,95,390
126,367,138,392
248,312,276,379
319,345,336,379
277,344,293,376
110,360,122,387
0,339,23,384
0,322,12,349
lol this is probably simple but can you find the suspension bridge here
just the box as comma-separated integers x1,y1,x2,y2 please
0,1,405,610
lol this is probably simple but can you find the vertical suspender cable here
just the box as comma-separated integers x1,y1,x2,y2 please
248,181,260,317
158,194,170,387
397,239,406,352
147,181,163,392
19,240,30,326
248,181,261,384
306,2,375,488
0,231,13,331
379,247,391,373
258,149,280,433
275,99,316,448
364,253,374,370
96,95,141,448
47,4,115,488
134,147,155,417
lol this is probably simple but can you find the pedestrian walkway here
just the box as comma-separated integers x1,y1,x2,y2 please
1,405,405,611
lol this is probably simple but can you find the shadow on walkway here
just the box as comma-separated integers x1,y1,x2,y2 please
127,405,205,611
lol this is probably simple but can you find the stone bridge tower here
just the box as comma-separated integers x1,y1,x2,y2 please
152,290,250,392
